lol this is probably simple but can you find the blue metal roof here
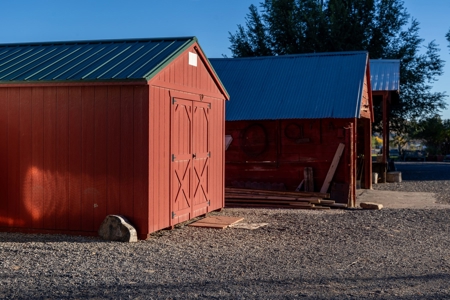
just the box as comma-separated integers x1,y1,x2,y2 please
370,59,400,91
210,51,369,121
0,37,196,83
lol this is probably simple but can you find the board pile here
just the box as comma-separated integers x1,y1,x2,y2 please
225,187,347,210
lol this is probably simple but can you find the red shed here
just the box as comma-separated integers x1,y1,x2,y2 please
210,52,373,206
0,37,229,239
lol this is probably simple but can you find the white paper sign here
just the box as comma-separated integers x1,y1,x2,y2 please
189,52,197,67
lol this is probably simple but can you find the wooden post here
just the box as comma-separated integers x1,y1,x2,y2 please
320,143,345,194
382,93,388,165
304,167,314,192
364,118,372,189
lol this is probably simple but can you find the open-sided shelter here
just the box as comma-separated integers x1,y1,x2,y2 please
0,37,229,239
210,52,373,206
370,59,401,181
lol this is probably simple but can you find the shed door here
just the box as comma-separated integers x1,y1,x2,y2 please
192,102,210,216
171,97,210,225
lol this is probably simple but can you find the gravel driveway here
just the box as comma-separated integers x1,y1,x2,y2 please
1,162,450,299
373,161,450,204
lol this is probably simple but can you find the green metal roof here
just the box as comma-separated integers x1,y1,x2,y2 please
0,37,197,83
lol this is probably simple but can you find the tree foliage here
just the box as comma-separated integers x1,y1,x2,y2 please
447,29,450,52
410,116,450,155
229,0,447,133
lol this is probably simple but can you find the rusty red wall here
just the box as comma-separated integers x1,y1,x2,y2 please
0,84,149,238
148,43,226,233
225,118,357,203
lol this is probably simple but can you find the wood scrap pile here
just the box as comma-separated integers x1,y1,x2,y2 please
225,187,348,210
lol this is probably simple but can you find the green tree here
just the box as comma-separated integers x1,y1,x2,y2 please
447,29,450,52
229,0,447,133
411,116,450,155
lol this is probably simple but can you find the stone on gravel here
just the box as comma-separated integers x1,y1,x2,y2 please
386,171,402,183
360,202,383,210
98,215,138,242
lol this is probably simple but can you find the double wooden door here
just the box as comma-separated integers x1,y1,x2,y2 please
171,96,211,225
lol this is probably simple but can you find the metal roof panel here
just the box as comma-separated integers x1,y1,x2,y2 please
210,51,369,120
0,37,197,82
370,59,400,91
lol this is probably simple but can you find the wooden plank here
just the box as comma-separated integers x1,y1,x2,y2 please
304,167,314,192
320,143,345,193
188,216,244,228
192,216,244,225
225,194,318,202
225,187,329,199
188,222,229,229
292,204,330,209
226,199,314,206
225,203,316,209
326,203,348,208
295,179,304,192
318,199,335,205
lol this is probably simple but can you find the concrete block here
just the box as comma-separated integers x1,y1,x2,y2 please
98,215,138,242
360,202,383,210
386,171,402,183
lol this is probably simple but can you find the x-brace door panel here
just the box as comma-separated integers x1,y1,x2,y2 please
192,102,210,216
171,98,193,224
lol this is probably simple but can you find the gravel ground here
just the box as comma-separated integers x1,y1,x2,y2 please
373,161,450,204
1,162,450,299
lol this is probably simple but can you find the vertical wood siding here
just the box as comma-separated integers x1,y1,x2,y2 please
0,85,149,238
360,75,372,119
148,88,225,232
148,45,226,232
206,96,225,211
150,44,224,99
225,119,357,203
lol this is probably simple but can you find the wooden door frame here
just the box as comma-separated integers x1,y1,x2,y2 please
169,91,210,226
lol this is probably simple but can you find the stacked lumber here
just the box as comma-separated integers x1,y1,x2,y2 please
225,187,348,210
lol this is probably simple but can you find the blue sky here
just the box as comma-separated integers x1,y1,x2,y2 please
2,0,449,118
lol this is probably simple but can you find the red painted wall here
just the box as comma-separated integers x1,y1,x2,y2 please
0,84,149,237
225,118,357,204
0,44,227,239
148,42,226,233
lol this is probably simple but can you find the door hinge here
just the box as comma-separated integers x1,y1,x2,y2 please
207,200,210,206
208,103,211,109
172,154,176,162
207,152,211,158
172,211,176,219
172,98,176,104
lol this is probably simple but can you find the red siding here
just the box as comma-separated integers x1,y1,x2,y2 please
0,85,149,238
150,43,225,99
148,86,171,233
225,119,357,204
148,44,227,232
148,88,225,232
360,75,372,119
206,96,225,211
0,45,226,239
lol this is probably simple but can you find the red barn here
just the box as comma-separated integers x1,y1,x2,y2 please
0,37,229,239
210,52,373,206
